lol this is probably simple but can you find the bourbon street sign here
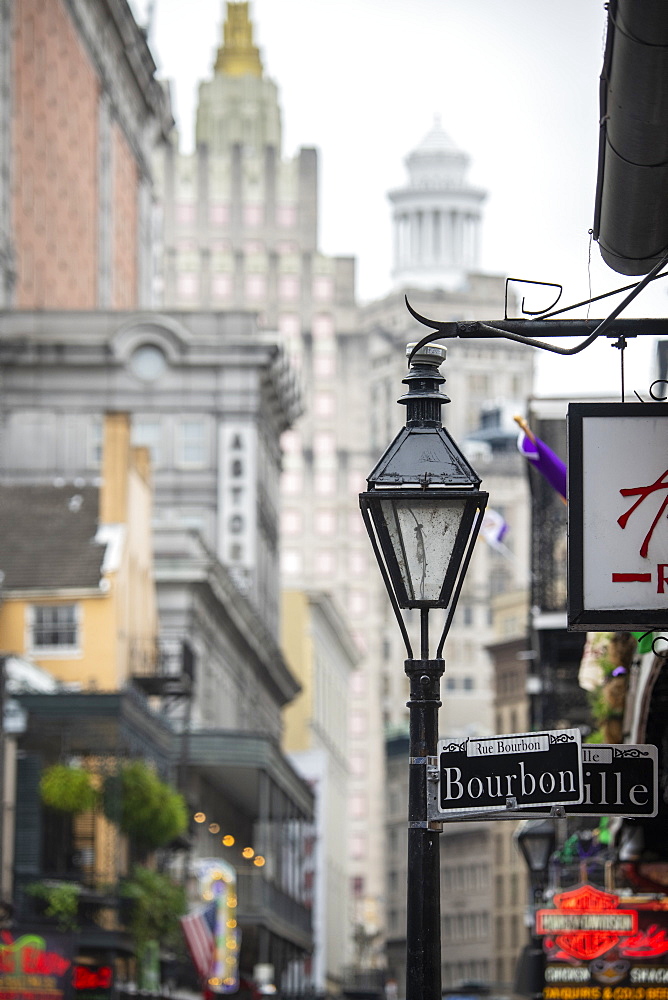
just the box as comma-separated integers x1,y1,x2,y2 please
429,729,582,819
568,403,668,630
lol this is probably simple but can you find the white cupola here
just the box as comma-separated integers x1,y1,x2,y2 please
388,116,486,291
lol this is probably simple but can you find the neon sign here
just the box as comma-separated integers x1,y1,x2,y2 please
537,886,638,960
0,932,71,977
73,966,113,991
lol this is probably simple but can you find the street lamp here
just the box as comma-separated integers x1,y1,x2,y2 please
360,342,488,1000
515,818,556,897
514,819,556,1000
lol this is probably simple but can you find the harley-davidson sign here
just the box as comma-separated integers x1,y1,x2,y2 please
568,403,668,630
537,885,668,1000
537,886,638,960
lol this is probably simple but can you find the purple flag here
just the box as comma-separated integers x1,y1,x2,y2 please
515,417,567,501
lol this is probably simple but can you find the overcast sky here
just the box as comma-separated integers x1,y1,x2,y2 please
132,0,668,397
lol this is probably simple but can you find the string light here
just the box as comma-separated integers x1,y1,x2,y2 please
209,822,220,834
253,856,266,867
222,834,235,847
194,812,206,823
242,847,254,859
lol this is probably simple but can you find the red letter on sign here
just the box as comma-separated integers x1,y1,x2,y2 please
658,564,668,593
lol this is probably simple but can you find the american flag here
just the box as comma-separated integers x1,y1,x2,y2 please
180,901,217,981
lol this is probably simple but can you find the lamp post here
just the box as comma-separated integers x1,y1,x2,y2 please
514,819,556,1000
360,343,488,1000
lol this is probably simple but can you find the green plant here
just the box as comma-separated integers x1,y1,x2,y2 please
39,764,99,813
105,761,187,849
27,880,81,931
121,866,186,954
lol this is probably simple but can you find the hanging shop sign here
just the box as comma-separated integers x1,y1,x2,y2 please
538,884,668,1000
0,929,74,1000
568,402,668,630
429,728,582,818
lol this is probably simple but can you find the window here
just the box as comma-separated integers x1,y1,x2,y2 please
245,274,266,299
282,509,302,535
278,275,300,301
212,274,232,300
31,604,79,651
176,420,207,468
281,550,302,576
133,419,163,466
313,276,333,301
315,509,336,535
177,273,199,300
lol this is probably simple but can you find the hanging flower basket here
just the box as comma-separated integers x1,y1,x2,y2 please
104,761,187,849
39,764,99,814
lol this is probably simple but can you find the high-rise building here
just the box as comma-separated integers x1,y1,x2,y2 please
157,3,385,978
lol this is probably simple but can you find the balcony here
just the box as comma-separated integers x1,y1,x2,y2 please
236,870,311,950
129,639,194,698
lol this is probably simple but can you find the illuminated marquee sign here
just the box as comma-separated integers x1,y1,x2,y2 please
568,403,668,630
194,858,241,994
0,931,73,1000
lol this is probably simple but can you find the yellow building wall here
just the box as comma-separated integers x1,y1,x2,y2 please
0,414,158,692
281,590,314,753
0,591,117,688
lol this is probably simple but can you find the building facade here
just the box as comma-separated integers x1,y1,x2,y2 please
2,0,172,310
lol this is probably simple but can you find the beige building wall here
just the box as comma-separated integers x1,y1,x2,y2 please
281,590,356,994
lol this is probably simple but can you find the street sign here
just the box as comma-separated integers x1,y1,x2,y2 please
429,729,582,819
532,743,658,818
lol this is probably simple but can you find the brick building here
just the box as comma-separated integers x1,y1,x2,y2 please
1,0,172,309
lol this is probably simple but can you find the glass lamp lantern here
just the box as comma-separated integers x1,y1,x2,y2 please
515,818,557,878
360,342,488,655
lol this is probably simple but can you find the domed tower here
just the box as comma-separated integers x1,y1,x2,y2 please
389,116,486,291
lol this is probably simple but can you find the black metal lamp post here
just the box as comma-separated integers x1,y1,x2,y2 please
360,342,488,1000
514,819,556,1000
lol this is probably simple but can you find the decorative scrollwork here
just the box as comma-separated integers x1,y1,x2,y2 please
549,733,577,744
441,741,467,753
611,747,650,758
